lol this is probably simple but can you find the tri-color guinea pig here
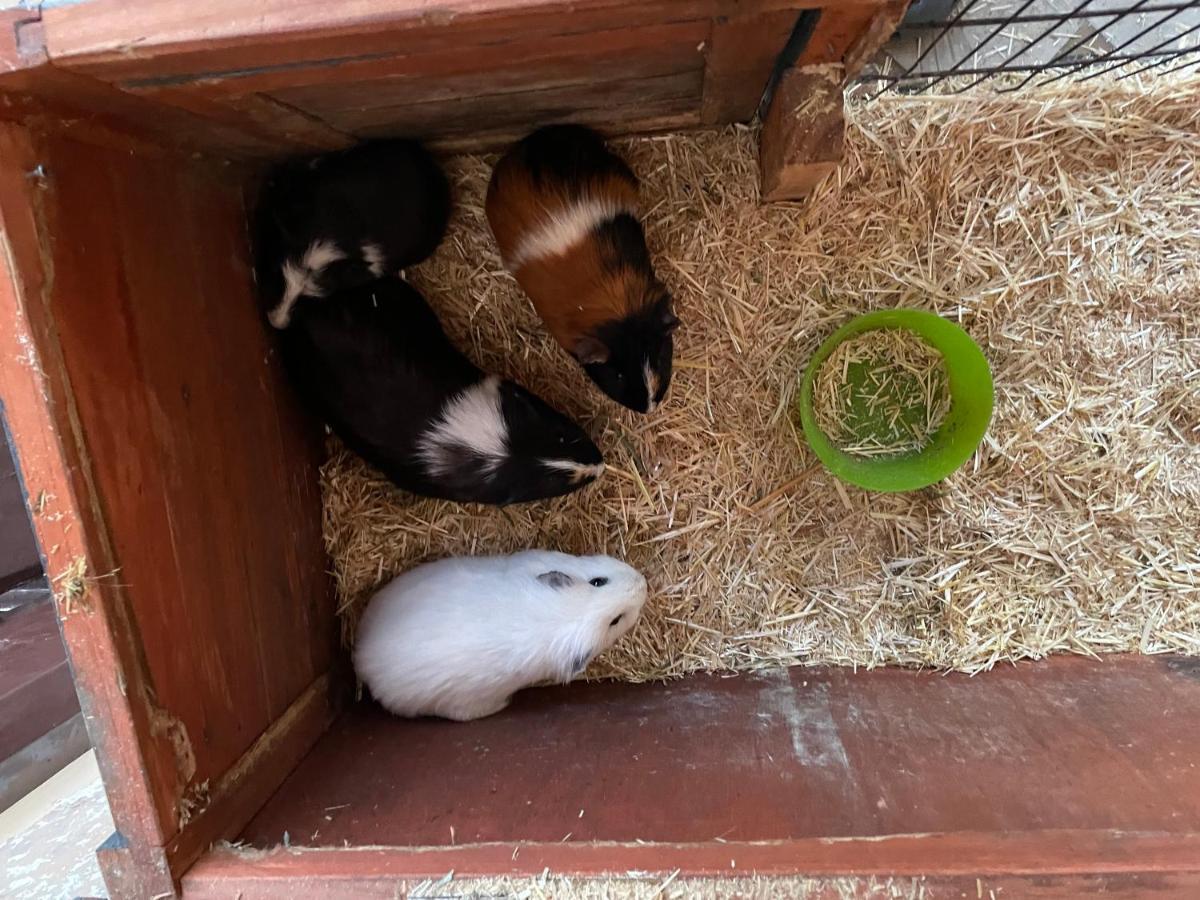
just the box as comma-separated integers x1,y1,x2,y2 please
253,139,451,329
278,277,605,505
486,124,678,414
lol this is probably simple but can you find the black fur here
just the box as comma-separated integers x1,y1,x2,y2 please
582,293,677,414
500,125,677,414
508,124,638,197
594,213,654,276
281,278,603,505
253,139,451,318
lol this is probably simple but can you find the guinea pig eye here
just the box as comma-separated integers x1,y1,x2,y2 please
589,577,609,587
609,614,624,627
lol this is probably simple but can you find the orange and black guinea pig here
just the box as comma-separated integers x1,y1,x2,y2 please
486,124,679,414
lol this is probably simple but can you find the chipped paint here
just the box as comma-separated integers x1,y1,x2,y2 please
144,690,197,824
759,669,850,771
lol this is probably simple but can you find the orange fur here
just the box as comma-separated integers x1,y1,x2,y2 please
487,161,654,354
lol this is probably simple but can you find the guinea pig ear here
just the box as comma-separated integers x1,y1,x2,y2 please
573,335,610,366
538,570,575,590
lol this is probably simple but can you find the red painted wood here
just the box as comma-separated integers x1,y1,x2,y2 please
798,2,883,67
0,122,176,898
164,674,347,875
348,71,703,142
0,600,78,761
1,121,342,893
183,834,1200,898
264,21,708,115
40,1,865,80
240,656,1200,851
27,126,340,870
701,9,800,124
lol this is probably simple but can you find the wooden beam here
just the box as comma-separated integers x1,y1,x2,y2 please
759,63,844,202
844,0,911,78
183,834,1200,898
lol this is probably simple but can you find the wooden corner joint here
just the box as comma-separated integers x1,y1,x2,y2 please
0,10,48,75
759,63,845,204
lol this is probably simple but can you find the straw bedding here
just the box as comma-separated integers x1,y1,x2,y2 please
323,73,1200,678
400,872,927,898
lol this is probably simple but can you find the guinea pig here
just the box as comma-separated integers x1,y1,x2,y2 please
354,550,648,721
281,276,605,504
485,124,678,414
253,139,451,329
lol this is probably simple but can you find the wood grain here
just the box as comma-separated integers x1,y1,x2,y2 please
346,70,704,143
41,0,881,81
797,1,885,67
32,125,336,799
264,21,707,113
760,64,845,200
0,122,175,898
1,120,341,892
701,8,801,124
844,0,911,78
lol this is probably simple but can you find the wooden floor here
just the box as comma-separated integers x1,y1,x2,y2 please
241,654,1200,849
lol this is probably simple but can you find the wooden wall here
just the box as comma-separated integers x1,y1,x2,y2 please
0,118,340,894
2,0,900,155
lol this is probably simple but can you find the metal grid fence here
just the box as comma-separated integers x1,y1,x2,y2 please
858,0,1200,93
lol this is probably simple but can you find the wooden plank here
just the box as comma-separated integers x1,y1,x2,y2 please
0,8,46,74
32,124,337,798
183,836,1200,898
263,21,707,113
796,1,883,67
165,673,346,881
40,1,882,82
0,600,78,763
0,427,42,590
0,713,90,813
1,3,309,158
332,70,702,140
0,66,290,158
0,122,340,890
760,64,844,201
700,9,801,124
844,0,910,78
134,85,353,152
428,111,702,155
239,656,1200,850
0,122,175,898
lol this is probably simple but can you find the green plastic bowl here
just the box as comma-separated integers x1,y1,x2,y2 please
798,309,994,493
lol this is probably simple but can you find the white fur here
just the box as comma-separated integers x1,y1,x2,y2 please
268,239,346,329
417,376,508,477
361,241,386,277
643,358,660,414
541,458,606,484
354,550,648,721
506,194,637,270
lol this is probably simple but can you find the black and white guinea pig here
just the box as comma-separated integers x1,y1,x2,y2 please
354,550,648,721
253,139,451,329
281,277,604,504
486,124,678,414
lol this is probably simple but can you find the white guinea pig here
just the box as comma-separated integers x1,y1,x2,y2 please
354,550,648,721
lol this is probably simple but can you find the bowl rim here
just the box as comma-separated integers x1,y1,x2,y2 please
798,309,995,493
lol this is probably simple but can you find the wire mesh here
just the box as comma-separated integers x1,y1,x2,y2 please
858,0,1200,93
